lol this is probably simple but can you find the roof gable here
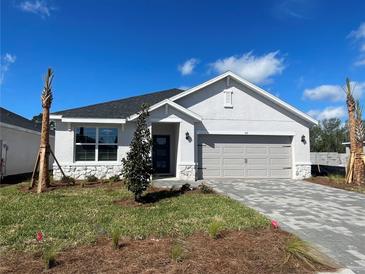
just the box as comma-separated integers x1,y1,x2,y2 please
169,71,318,125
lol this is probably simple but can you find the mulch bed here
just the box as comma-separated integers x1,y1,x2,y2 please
19,180,124,193
306,176,365,194
0,230,335,274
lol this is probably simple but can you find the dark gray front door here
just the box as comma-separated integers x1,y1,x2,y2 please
153,135,170,174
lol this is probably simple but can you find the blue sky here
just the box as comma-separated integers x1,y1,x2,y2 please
1,0,365,120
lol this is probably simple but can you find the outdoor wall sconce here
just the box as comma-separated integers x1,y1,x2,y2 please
185,131,190,140
301,135,306,144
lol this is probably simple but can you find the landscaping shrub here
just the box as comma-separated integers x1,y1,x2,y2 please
86,175,98,182
111,227,121,249
122,104,153,201
208,219,222,239
60,176,75,185
284,236,338,270
43,245,58,270
199,183,215,194
180,183,192,193
171,241,184,262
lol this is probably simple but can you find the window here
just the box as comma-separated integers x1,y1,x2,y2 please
75,127,118,161
98,128,118,161
224,89,233,108
75,127,96,161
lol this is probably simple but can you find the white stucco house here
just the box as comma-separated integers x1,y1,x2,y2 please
50,71,317,181
0,107,55,180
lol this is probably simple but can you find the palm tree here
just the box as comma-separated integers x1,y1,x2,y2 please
37,68,54,193
345,78,364,185
354,100,364,184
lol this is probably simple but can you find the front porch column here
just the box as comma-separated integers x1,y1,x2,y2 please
176,120,196,180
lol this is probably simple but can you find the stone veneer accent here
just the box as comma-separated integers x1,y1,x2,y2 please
177,163,197,180
295,164,311,179
53,163,122,180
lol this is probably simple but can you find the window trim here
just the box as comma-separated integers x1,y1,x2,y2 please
74,127,119,163
224,89,233,108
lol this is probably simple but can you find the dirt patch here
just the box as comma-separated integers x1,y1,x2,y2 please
306,176,365,194
19,181,125,193
113,185,212,207
0,230,335,274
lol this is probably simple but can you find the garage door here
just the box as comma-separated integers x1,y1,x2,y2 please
198,135,292,179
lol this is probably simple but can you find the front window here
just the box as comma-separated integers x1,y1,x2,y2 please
98,128,118,161
75,127,96,161
75,127,118,161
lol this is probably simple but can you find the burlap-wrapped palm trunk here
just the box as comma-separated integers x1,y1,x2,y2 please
345,79,364,185
37,69,53,193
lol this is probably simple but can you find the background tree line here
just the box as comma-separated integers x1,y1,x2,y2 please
310,118,349,153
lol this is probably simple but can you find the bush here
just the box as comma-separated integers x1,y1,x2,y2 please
171,241,184,262
111,227,121,249
109,175,120,182
43,245,58,270
199,183,214,194
284,236,339,270
60,176,75,185
180,183,191,193
121,104,153,201
86,175,98,182
208,220,222,239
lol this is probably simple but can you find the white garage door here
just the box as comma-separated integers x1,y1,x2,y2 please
198,135,292,179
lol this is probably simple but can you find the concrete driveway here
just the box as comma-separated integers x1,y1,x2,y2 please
203,179,365,274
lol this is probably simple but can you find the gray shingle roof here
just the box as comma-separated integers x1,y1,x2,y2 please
0,107,44,133
52,88,184,119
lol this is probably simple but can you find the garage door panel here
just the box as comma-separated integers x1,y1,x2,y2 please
246,147,268,154
269,147,290,154
204,168,221,177
198,135,292,179
247,158,268,164
223,147,245,153
203,158,221,165
223,158,245,165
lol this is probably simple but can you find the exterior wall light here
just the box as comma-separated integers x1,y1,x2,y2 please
301,135,306,144
185,132,190,140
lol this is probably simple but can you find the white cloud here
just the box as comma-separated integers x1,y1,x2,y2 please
348,22,365,66
349,22,365,40
0,53,16,85
360,43,365,52
210,51,285,84
354,57,365,66
19,0,54,18
307,106,346,120
178,58,199,76
303,85,344,102
303,82,365,102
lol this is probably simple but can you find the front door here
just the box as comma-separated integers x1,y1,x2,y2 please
153,135,170,174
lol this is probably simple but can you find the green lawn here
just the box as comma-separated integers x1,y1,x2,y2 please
0,183,268,252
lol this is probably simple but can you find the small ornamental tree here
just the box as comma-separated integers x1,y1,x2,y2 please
121,104,153,201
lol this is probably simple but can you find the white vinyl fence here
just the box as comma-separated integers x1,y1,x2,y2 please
310,152,348,167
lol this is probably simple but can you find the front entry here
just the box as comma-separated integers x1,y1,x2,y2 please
153,135,170,174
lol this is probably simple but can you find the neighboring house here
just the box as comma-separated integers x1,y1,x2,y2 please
0,107,55,179
50,71,317,181
343,141,365,155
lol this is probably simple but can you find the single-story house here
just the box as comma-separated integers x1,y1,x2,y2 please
343,141,365,155
50,71,317,181
0,107,55,181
